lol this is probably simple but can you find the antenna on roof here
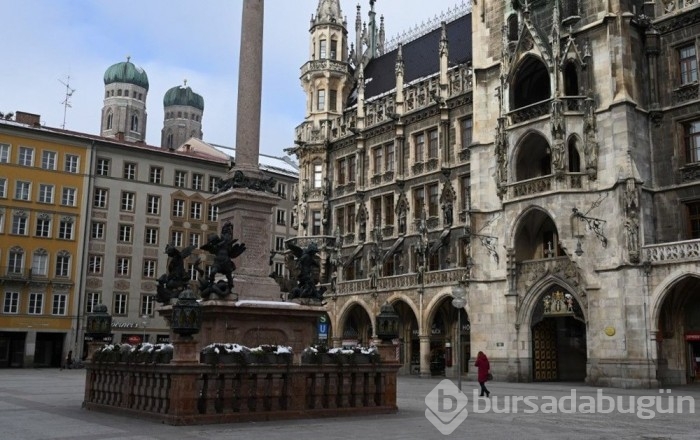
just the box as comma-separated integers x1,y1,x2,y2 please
59,75,76,130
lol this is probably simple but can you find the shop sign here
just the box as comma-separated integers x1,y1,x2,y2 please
685,333,700,341
124,334,143,344
84,334,113,343
111,321,139,329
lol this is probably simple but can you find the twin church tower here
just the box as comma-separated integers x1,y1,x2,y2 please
99,57,204,149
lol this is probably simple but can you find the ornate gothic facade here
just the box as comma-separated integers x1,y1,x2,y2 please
288,0,700,387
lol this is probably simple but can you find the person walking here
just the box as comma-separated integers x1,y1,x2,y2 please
475,351,491,397
63,350,73,370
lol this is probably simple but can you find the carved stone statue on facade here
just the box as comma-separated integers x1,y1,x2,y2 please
442,201,453,227
551,140,565,174
625,211,640,263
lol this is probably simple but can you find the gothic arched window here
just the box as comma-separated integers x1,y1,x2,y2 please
511,56,551,110
568,136,581,172
564,61,580,96
507,14,519,42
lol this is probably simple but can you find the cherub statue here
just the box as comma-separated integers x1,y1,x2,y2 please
285,241,326,302
199,221,246,297
156,243,196,304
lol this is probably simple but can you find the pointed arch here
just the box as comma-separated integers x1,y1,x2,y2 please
650,270,700,329
513,130,552,181
567,134,582,172
563,60,580,96
510,204,565,262
336,299,374,346
511,55,551,110
130,113,139,132
516,275,588,327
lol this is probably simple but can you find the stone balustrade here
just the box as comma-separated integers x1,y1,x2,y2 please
642,239,700,263
508,99,551,124
84,361,398,425
336,267,469,294
659,0,699,15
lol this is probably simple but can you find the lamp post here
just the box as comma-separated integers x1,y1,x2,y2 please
141,315,148,343
451,283,467,391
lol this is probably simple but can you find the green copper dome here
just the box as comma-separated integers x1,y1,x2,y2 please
103,59,149,90
163,85,204,111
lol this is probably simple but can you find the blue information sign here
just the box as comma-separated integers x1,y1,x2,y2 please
317,315,329,340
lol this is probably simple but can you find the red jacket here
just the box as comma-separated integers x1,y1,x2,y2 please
475,354,490,382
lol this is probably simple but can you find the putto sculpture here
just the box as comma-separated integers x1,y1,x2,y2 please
156,244,196,304
198,221,246,299
285,241,326,303
155,221,246,304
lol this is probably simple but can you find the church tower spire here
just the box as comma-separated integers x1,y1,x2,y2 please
301,0,353,126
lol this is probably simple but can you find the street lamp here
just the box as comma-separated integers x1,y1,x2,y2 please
141,315,148,343
451,283,467,391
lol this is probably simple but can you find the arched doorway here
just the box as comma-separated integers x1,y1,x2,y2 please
531,288,587,381
391,299,419,375
656,275,700,385
428,296,471,377
340,303,373,347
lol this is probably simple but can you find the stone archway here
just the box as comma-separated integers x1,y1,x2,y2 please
654,275,700,385
338,302,373,347
424,295,471,378
531,288,587,382
389,299,419,375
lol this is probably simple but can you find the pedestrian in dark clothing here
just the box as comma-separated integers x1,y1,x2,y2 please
475,351,491,397
63,350,73,370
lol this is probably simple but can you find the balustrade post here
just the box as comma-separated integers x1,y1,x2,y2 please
167,371,200,421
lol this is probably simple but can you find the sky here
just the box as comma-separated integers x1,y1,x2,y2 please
2,0,470,158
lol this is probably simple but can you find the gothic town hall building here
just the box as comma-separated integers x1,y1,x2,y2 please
287,0,700,387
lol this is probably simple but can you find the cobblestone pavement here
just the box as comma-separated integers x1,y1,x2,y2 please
0,369,698,440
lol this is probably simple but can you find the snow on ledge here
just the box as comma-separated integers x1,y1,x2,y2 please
235,300,301,307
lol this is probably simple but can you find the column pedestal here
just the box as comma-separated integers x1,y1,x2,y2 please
210,187,281,301
172,337,199,365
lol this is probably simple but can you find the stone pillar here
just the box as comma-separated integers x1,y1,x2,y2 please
419,335,431,378
235,0,264,175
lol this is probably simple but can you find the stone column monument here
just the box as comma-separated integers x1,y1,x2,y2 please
210,0,280,300
234,0,264,175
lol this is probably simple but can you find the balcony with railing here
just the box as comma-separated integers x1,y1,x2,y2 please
508,99,552,125
658,0,700,16
336,267,469,295
642,239,700,263
507,173,587,199
0,267,72,286
1,266,32,283
300,59,350,77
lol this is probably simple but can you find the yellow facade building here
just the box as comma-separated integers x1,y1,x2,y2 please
0,112,90,367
